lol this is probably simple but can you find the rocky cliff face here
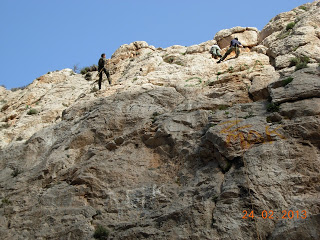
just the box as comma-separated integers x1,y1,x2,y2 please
1,1,320,240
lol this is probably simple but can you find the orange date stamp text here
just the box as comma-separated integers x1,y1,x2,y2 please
242,210,307,220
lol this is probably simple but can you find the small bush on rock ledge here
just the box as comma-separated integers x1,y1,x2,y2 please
27,109,38,115
11,85,28,92
93,225,109,239
11,168,22,177
286,22,295,31
80,65,98,75
85,72,92,81
290,56,309,71
0,123,10,130
282,77,294,86
218,105,229,111
299,6,308,11
0,198,12,208
163,56,175,64
267,103,280,112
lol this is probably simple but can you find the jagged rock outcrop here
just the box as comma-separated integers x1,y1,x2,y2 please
259,1,320,70
0,1,320,240
0,69,98,147
269,66,320,104
214,26,259,49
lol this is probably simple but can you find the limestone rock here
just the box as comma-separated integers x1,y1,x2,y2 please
251,45,268,54
259,11,297,43
274,53,296,69
1,2,320,239
260,1,320,65
185,40,216,54
269,214,320,240
0,69,96,147
0,86,7,94
269,69,320,104
111,41,156,60
214,26,259,49
280,98,320,119
249,65,280,101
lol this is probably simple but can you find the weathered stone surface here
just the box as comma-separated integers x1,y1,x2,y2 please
214,26,259,49
0,69,96,147
280,98,320,119
185,40,216,54
275,53,296,69
259,11,297,43
111,41,156,60
1,2,320,239
251,45,268,54
269,214,320,240
249,65,280,101
260,1,320,65
205,112,319,239
0,86,6,94
269,70,320,104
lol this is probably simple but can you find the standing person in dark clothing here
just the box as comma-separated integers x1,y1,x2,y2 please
98,53,111,90
217,38,244,63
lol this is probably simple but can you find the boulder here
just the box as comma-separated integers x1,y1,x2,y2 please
269,70,320,104
214,26,259,49
260,1,320,64
259,11,297,42
251,45,268,54
249,65,280,101
269,214,320,240
280,98,320,119
111,41,156,60
185,40,216,54
275,54,296,69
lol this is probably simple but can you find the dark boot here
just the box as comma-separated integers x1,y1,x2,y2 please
98,79,102,90
98,72,102,90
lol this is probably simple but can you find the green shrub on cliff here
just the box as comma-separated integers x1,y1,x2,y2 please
93,225,109,239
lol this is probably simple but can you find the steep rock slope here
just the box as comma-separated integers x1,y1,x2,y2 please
0,1,320,240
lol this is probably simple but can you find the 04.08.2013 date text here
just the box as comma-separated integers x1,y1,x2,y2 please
242,210,307,220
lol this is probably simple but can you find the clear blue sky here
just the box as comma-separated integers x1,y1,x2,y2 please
0,0,311,89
